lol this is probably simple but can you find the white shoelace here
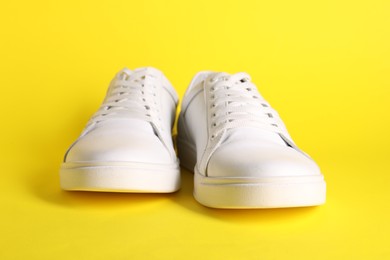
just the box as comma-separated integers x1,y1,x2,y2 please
88,69,162,130
208,72,280,139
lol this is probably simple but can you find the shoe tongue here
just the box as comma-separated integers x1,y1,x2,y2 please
117,67,161,78
224,128,286,146
116,68,133,80
133,67,161,76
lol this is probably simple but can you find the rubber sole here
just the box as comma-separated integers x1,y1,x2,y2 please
60,161,180,193
177,137,326,208
194,169,326,208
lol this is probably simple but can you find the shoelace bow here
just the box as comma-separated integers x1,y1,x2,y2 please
209,72,280,139
88,70,163,129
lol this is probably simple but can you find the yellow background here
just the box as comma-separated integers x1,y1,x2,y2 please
1,0,389,259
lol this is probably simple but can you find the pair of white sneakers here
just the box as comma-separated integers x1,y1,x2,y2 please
60,67,326,209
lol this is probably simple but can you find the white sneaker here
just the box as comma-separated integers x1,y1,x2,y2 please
60,67,180,193
177,71,326,208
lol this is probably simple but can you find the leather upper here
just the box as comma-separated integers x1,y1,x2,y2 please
178,71,321,178
65,67,178,165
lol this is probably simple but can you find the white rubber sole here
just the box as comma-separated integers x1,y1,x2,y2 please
60,161,180,193
194,169,326,208
177,137,326,208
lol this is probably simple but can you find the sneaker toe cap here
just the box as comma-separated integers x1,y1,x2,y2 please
207,142,321,178
65,128,172,164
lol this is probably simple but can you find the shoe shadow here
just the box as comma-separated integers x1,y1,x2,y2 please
174,168,322,223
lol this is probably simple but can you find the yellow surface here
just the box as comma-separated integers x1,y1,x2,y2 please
1,0,389,259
